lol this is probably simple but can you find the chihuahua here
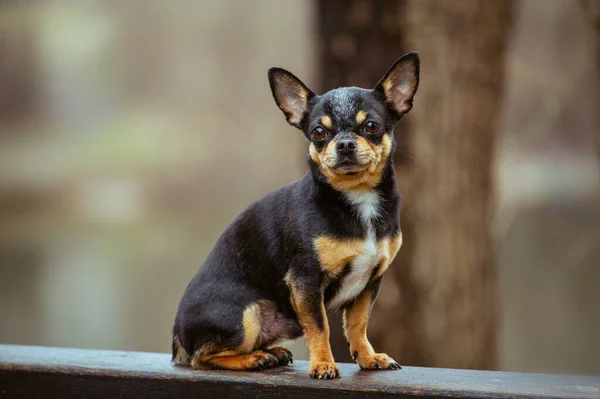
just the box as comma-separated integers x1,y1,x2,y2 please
172,52,420,379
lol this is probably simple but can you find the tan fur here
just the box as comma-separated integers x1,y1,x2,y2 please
314,236,364,276
320,115,333,129
382,79,395,103
189,301,267,369
309,134,392,192
343,289,375,359
197,350,276,371
190,357,212,370
239,302,262,353
343,289,397,369
273,74,309,126
190,342,247,367
355,110,368,125
381,66,418,114
375,233,403,276
285,273,337,377
266,346,291,359
176,338,240,367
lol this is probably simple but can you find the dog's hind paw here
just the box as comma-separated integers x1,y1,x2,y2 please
265,347,293,365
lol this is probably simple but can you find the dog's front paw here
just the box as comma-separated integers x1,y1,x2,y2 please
308,361,340,379
355,352,401,370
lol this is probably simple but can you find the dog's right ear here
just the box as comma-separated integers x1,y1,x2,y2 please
268,68,315,128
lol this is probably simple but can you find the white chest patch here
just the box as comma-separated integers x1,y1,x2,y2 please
327,191,382,311
344,190,380,223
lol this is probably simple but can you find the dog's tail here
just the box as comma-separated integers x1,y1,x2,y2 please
171,334,192,365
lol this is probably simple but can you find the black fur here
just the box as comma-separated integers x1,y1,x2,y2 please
172,52,420,367
173,163,399,355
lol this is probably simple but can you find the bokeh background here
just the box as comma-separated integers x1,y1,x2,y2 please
1,0,599,376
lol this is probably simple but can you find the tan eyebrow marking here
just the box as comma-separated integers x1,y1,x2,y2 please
355,110,368,125
320,115,333,129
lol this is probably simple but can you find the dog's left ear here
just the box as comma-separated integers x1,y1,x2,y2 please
374,52,420,117
268,67,315,128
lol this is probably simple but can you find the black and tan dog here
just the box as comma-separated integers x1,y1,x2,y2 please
172,52,420,379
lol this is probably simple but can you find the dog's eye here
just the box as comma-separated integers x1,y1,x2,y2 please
364,121,380,134
312,126,326,140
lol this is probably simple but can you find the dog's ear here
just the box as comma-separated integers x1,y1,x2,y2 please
373,52,420,117
268,67,315,128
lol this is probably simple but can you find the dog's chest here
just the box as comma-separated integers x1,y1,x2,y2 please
327,191,382,310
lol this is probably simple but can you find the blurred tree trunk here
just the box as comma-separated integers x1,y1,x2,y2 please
0,5,37,125
316,0,411,363
317,0,514,369
580,0,600,167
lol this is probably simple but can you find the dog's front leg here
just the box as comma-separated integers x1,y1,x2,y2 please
343,277,401,370
286,276,339,379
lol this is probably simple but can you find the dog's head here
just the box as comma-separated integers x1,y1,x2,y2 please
268,52,419,192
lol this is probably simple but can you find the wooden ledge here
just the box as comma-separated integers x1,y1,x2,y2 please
0,344,599,398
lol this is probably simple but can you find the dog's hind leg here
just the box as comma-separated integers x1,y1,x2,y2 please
195,350,279,371
188,300,296,371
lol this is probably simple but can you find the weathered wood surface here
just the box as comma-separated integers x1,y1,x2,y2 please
0,345,599,399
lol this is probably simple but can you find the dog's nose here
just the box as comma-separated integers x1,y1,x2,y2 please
336,139,356,154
